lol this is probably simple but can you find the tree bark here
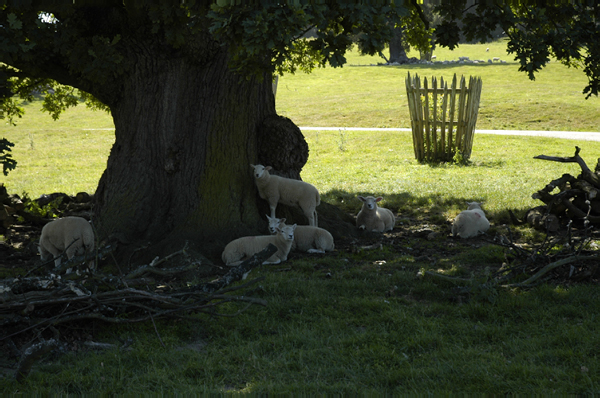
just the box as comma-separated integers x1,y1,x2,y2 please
388,27,409,64
95,47,279,264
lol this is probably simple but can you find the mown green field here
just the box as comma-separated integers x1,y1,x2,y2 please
276,38,600,132
1,40,600,394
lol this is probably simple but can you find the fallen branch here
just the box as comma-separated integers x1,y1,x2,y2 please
502,255,598,288
1,243,277,341
15,339,59,383
534,146,600,187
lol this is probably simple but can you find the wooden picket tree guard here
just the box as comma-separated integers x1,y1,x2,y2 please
405,72,482,162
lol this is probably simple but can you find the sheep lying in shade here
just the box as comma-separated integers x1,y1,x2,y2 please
221,223,297,266
451,202,490,238
38,216,95,269
266,215,334,254
356,196,395,232
250,164,320,226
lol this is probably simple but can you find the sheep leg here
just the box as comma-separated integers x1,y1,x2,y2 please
269,202,278,219
307,248,325,254
302,207,317,227
262,258,281,265
45,247,63,268
65,238,82,260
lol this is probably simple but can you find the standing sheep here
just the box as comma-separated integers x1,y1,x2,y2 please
221,223,297,266
451,201,490,238
356,196,395,232
266,215,334,254
250,164,320,227
38,216,95,269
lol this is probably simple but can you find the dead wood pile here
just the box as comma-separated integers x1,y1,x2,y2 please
528,146,600,231
0,185,94,235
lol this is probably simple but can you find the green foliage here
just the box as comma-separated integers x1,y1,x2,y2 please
400,6,434,56
19,192,61,219
452,150,469,166
0,137,17,175
208,2,405,77
434,1,600,98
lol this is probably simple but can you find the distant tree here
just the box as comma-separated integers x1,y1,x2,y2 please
376,5,434,64
0,1,407,262
434,0,600,98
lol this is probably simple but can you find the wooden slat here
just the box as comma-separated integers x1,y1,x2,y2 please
447,74,457,156
422,77,431,161
440,78,448,157
455,75,467,154
405,72,482,163
432,76,438,160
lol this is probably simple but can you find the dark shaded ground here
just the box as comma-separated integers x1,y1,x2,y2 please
2,192,599,381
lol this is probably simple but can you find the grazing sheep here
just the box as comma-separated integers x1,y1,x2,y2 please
221,223,297,266
266,215,334,254
250,164,320,226
38,216,95,269
451,201,491,239
356,196,395,232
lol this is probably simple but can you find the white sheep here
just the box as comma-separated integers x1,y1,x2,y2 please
451,201,491,239
221,223,297,266
356,196,395,232
250,164,320,226
38,216,95,268
266,215,334,254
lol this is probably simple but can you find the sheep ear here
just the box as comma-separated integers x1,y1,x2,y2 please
265,166,272,171
280,218,286,224
291,224,297,230
375,197,383,202
250,164,255,168
358,196,366,202
266,214,272,221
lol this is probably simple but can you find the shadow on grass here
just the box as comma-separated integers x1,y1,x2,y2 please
348,62,517,70
320,188,525,226
421,159,506,169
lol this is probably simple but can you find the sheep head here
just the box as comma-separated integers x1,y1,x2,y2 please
250,164,272,179
358,195,383,210
466,201,483,210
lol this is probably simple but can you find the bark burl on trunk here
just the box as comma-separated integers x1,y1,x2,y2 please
95,49,277,263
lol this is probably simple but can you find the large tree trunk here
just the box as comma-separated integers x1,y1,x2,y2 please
388,27,409,64
95,48,278,264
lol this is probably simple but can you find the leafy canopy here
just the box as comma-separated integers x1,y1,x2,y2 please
1,1,409,123
434,0,600,98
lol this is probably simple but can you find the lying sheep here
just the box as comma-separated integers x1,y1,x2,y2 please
266,215,334,254
250,164,320,226
221,223,297,266
356,196,395,232
38,216,95,268
451,201,490,238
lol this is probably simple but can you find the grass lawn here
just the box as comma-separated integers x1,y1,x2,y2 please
1,39,600,394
